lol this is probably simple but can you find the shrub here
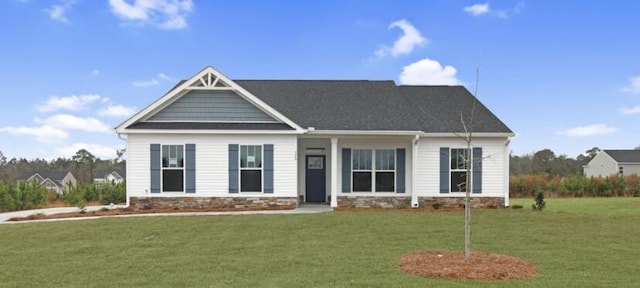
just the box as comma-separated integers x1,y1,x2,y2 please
93,181,126,205
61,184,85,208
532,190,546,211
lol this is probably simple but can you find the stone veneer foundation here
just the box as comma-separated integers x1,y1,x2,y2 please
337,196,504,209
129,197,298,210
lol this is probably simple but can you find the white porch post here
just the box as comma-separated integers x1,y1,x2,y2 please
411,135,419,208
330,137,338,208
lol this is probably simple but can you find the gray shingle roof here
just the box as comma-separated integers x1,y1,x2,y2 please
134,79,512,133
20,171,69,181
604,150,640,163
236,80,512,133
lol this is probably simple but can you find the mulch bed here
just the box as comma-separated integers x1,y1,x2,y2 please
399,251,538,281
335,207,464,212
7,206,295,222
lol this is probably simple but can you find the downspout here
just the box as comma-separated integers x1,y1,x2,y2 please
117,133,130,208
411,134,420,208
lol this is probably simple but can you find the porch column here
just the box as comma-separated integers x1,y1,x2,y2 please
411,135,419,208
330,137,338,208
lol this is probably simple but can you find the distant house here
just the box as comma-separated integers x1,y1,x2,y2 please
20,171,77,194
94,168,126,185
583,150,640,177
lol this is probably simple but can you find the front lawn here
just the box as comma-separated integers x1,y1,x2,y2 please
0,198,638,287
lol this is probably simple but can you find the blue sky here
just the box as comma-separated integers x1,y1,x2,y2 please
0,0,639,160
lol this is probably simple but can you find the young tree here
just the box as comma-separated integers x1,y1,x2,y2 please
456,69,480,260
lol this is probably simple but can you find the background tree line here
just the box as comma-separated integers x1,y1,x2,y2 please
0,148,127,212
0,148,125,184
510,147,640,198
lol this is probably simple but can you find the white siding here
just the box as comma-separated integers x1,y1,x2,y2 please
620,164,640,175
584,152,618,177
336,137,414,196
416,137,509,198
126,133,297,198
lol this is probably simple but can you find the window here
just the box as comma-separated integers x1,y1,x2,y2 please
619,166,624,175
162,145,184,192
240,145,262,192
352,149,372,192
375,150,395,192
352,149,396,192
450,148,469,192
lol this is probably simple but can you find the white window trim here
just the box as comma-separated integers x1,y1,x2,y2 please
351,148,397,193
239,144,264,193
161,144,185,193
450,147,471,193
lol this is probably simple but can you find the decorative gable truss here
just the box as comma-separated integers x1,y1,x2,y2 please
116,67,304,133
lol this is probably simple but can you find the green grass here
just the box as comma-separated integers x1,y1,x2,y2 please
511,197,640,215
1,198,639,287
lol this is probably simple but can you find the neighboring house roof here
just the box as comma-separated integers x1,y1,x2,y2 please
603,150,640,163
118,66,512,134
21,171,70,182
94,168,126,180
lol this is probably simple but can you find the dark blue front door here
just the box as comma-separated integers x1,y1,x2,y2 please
305,155,326,202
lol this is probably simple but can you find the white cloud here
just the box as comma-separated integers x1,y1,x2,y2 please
399,58,461,85
0,125,68,143
36,94,102,112
158,72,172,81
44,0,76,23
108,0,194,30
133,72,172,86
57,143,120,160
622,75,640,95
465,2,524,18
132,79,159,87
464,3,490,16
556,124,618,137
621,105,640,115
375,19,427,58
92,69,100,76
99,105,136,117
36,114,112,133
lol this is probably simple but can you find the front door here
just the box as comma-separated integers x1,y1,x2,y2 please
305,155,326,202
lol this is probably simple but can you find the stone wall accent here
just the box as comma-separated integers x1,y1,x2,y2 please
337,196,504,209
418,197,504,209
338,196,412,208
129,197,298,211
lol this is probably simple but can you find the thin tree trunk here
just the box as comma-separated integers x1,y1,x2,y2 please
465,140,472,259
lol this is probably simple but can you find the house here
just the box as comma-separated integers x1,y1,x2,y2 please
115,66,514,210
94,168,126,185
583,150,640,177
20,171,77,194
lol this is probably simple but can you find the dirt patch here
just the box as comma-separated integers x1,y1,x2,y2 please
399,251,537,281
7,206,295,222
335,207,464,212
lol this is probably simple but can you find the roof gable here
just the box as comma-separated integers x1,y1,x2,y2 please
146,90,278,123
116,66,303,133
604,150,640,163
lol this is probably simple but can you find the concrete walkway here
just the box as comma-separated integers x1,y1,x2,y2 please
0,204,333,224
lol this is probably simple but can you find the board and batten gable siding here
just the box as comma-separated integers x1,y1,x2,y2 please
416,137,508,197
146,90,278,122
126,134,297,197
335,138,413,195
584,152,619,177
